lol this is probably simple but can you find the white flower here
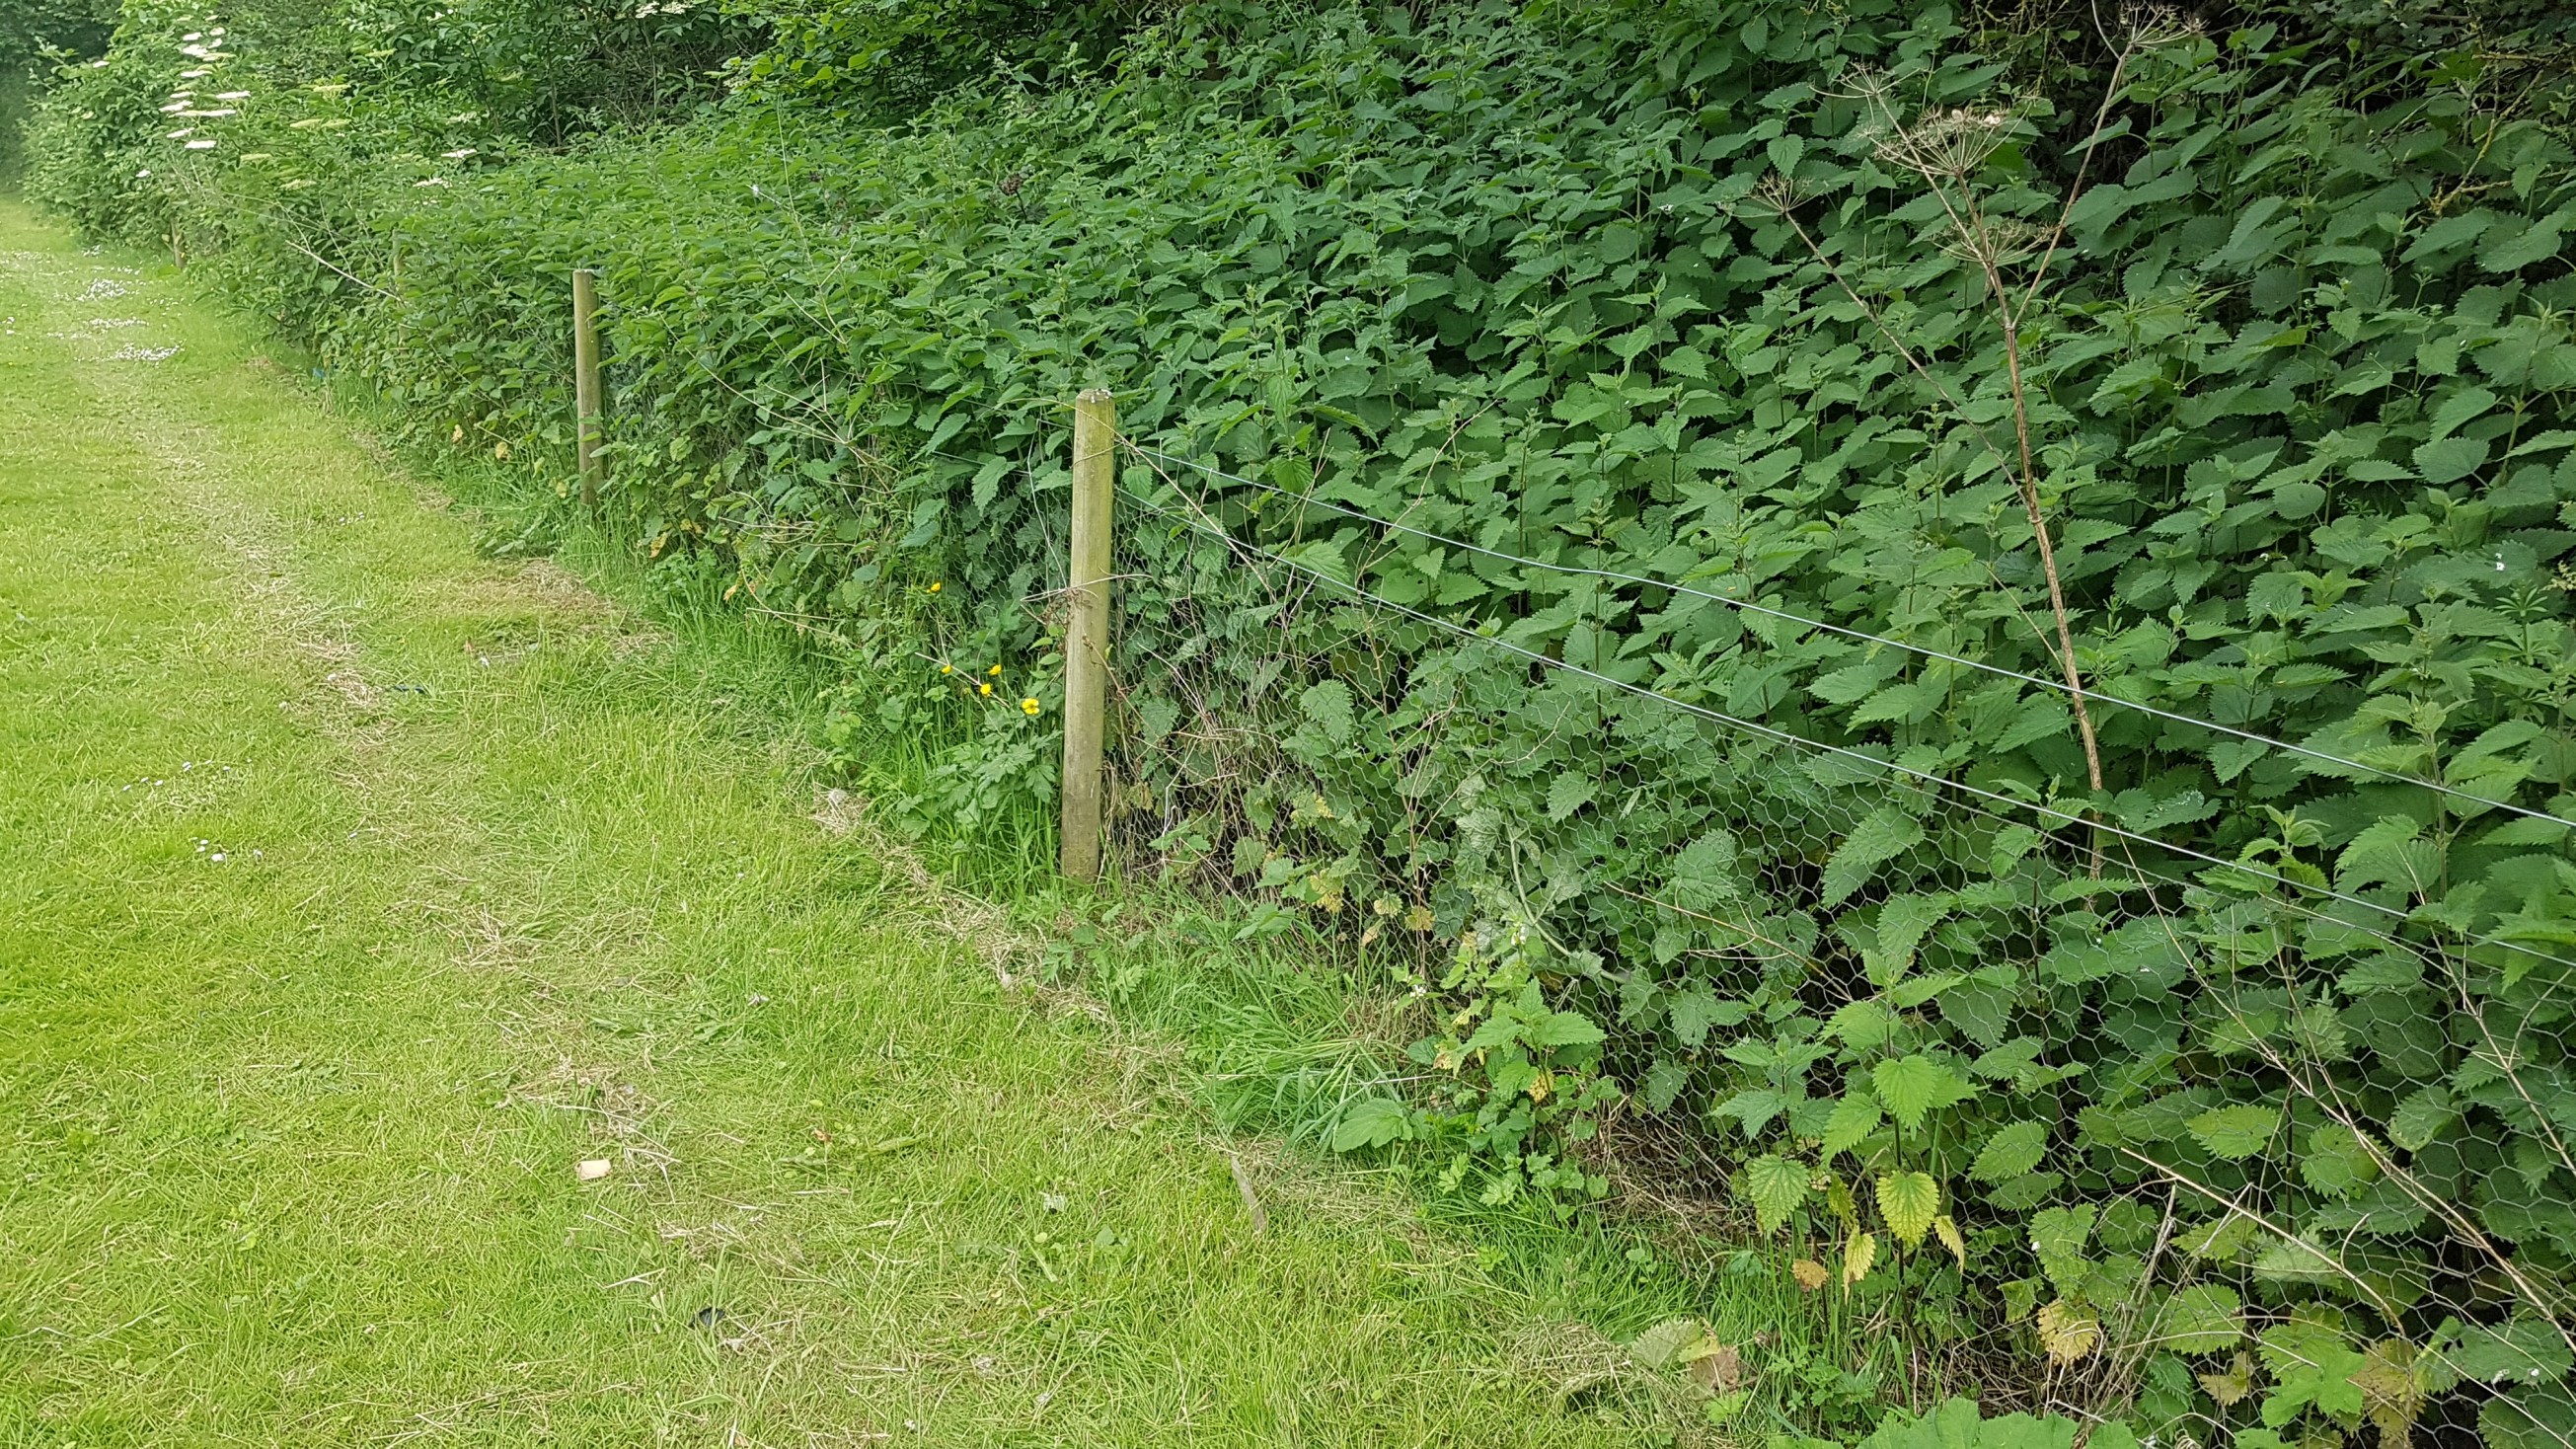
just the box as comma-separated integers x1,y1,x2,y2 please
186,139,217,150
414,177,449,188
180,67,211,77
216,91,251,100
441,148,477,159
182,31,202,40
135,168,152,178
281,179,314,190
162,102,189,113
167,127,193,138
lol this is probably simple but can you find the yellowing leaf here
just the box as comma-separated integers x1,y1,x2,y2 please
1932,1214,1967,1266
1790,1258,1830,1291
2199,1350,2256,1408
1875,1171,1938,1248
2037,1299,2101,1364
1842,1230,1878,1290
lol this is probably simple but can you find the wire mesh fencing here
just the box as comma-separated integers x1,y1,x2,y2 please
1100,432,2576,1445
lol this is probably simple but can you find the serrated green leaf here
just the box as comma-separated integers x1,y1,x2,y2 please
1528,1009,1607,1049
2388,1085,2458,1153
2187,1104,2280,1160
1875,1171,1938,1247
1820,1092,1881,1162
1820,806,1925,907
1873,1054,1973,1133
1971,1120,2048,1182
2155,1283,2243,1352
1739,1153,1810,1235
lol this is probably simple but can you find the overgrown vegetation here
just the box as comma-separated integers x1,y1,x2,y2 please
22,0,2576,1442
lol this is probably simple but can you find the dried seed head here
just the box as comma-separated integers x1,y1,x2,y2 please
2126,3,2205,46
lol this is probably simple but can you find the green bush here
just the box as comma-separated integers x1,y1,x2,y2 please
31,0,2576,1440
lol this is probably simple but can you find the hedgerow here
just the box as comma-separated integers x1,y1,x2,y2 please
27,0,2576,1440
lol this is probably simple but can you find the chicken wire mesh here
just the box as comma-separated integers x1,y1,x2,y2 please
1100,434,2576,1446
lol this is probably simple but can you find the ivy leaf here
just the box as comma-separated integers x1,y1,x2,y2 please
1875,1171,1938,1248
1738,1153,1811,1235
1971,1120,2049,1182
1820,806,1925,907
2187,1104,2280,1160
1873,1054,1973,1133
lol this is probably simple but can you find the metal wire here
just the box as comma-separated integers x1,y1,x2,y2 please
1125,441,2576,833
1107,464,2576,978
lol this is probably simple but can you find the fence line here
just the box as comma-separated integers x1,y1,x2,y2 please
1125,441,2576,834
1107,458,2576,984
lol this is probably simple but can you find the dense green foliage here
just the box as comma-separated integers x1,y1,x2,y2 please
0,0,114,181
26,0,2576,1441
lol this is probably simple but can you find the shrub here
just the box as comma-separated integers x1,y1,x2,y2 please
32,0,2576,1439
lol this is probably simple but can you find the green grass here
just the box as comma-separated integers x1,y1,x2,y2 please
0,203,1807,1444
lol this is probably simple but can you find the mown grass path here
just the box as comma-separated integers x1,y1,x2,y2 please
0,205,1672,1446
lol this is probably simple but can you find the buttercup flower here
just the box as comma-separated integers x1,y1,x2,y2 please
1021,698,1040,716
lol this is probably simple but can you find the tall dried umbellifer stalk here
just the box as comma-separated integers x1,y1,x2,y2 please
1757,9,2200,802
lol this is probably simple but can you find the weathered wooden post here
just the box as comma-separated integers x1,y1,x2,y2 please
571,267,603,510
1060,388,1116,881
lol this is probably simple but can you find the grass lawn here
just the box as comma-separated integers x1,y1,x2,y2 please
0,204,1790,1445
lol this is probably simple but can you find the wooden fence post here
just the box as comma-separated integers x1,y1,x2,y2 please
1060,389,1116,881
571,267,603,511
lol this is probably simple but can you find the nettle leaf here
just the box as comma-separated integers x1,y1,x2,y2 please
1821,806,1925,908
1545,772,1594,822
2155,1284,2244,1353
1528,1010,1608,1049
1821,1092,1882,1161
2413,435,2490,486
1739,1153,1811,1235
1873,1054,1974,1133
2188,1104,2281,1161
1971,1120,2049,1182
2299,1122,2382,1197
1876,1170,1939,1247
2387,1085,2458,1153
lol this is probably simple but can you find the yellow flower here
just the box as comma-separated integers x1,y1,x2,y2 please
939,663,951,674
978,682,993,696
1021,697,1040,716
987,664,1002,676
928,581,942,592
